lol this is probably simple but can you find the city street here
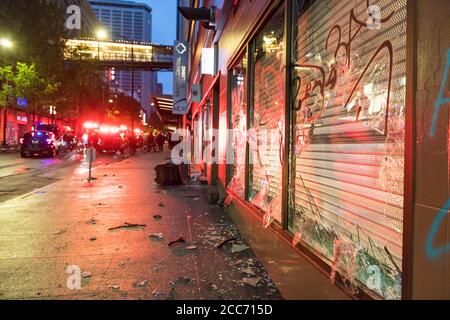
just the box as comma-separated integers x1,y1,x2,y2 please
0,152,121,203
0,150,282,300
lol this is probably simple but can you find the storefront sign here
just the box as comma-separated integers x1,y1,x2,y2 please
16,114,27,124
17,97,27,107
173,41,189,115
201,47,215,75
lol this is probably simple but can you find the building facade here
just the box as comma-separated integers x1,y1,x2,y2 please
89,0,158,114
177,0,450,299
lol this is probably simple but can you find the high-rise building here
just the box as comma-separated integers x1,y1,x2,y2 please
89,0,158,113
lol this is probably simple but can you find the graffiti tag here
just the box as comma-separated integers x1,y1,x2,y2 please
426,198,450,259
430,49,450,137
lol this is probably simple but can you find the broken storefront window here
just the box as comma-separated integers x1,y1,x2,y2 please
288,0,406,300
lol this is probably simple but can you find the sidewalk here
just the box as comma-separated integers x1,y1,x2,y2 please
0,151,282,300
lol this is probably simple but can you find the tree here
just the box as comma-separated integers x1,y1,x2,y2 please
0,66,14,108
13,63,58,124
105,92,141,125
0,0,66,82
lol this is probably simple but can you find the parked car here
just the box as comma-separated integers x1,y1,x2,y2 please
20,131,57,158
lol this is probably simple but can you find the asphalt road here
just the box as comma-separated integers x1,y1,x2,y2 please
0,151,122,203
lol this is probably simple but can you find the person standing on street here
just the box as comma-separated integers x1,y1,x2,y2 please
156,131,165,152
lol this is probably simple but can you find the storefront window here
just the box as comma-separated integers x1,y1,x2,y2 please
228,54,248,198
289,0,407,299
248,6,285,223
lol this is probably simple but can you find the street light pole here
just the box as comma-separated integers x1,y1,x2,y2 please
2,87,7,146
131,45,134,133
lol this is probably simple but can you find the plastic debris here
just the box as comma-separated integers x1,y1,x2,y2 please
149,233,164,239
186,245,197,250
231,243,249,254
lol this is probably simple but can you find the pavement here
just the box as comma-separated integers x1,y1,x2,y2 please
0,150,283,300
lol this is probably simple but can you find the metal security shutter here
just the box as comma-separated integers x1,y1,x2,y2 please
248,5,285,223
289,0,406,299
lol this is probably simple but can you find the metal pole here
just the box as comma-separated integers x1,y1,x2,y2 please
131,45,134,133
2,79,8,146
2,108,7,146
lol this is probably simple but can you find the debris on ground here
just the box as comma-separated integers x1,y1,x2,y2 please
153,215,162,220
241,268,255,276
108,222,146,231
168,235,185,246
109,284,120,290
81,271,92,278
86,218,96,225
216,237,237,249
231,243,250,254
186,245,197,250
183,194,200,198
89,236,97,241
175,277,192,284
241,277,261,288
149,233,164,239
132,280,149,288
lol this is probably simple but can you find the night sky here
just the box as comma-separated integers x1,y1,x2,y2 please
142,0,177,95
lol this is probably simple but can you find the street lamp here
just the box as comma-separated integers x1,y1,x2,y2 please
0,38,13,49
95,29,107,60
96,29,107,40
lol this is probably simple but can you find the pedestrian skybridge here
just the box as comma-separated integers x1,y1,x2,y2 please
64,38,173,71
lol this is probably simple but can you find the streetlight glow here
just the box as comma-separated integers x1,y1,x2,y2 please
96,29,108,40
0,38,13,48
